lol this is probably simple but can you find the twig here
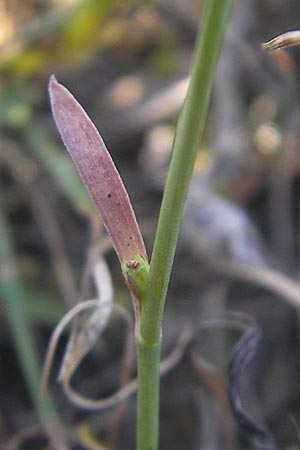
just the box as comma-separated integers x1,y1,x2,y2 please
44,304,192,412
189,350,237,450
41,299,98,395
262,31,300,52
206,256,300,310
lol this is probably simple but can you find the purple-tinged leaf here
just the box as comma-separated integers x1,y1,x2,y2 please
49,76,147,265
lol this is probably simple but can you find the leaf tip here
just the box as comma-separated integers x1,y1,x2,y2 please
48,75,67,107
48,74,59,93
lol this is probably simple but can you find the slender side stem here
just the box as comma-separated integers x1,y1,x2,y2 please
141,0,234,344
136,1,233,449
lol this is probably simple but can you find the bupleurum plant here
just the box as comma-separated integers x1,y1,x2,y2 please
44,1,234,449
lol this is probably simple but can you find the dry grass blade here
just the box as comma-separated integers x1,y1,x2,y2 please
59,258,113,383
228,317,281,450
76,422,109,450
42,256,113,393
189,351,237,450
60,324,193,411
262,30,300,51
41,299,98,395
206,256,300,310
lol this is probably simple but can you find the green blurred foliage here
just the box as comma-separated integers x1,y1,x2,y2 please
0,80,37,127
0,0,130,76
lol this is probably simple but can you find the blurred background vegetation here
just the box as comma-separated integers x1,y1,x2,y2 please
1,1,300,449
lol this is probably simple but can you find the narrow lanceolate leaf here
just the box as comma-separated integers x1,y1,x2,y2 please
49,76,147,266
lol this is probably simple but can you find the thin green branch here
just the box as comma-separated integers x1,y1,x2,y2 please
136,1,233,450
141,0,234,345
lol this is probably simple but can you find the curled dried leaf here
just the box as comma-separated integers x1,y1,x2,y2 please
59,258,113,384
60,323,191,411
262,30,300,52
42,257,113,394
228,317,280,450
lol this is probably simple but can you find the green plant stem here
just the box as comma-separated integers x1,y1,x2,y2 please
142,0,234,344
136,0,233,449
136,339,161,450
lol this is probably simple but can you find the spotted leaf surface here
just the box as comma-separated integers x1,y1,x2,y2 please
49,76,147,264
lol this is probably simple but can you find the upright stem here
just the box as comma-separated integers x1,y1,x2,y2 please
141,0,234,345
136,0,234,449
136,339,161,450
